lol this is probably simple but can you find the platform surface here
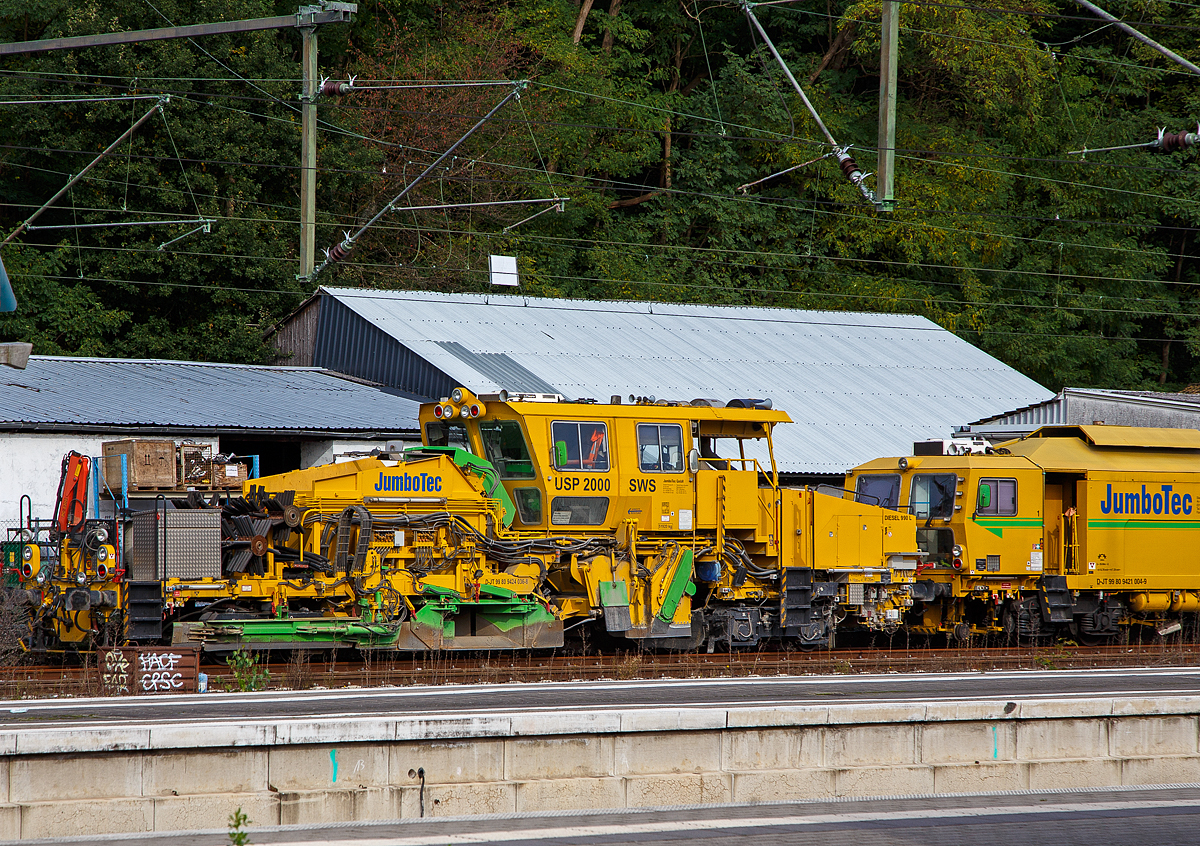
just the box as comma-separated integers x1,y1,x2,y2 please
16,784,1200,846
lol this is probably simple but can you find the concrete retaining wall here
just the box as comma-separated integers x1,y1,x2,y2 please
3,695,1200,840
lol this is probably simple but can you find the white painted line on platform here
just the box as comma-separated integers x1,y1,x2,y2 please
5,687,1199,727
1,665,1197,711
244,798,1200,846
8,678,1200,718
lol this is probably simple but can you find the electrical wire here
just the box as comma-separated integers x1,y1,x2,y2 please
13,238,1198,321
12,270,1185,346
9,189,1194,300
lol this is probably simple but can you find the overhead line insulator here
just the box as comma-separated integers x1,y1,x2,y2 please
1154,126,1199,153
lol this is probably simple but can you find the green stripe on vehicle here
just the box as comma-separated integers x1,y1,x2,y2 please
1088,520,1200,530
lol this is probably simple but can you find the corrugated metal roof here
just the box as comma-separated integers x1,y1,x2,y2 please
967,388,1200,442
316,288,1051,473
975,388,1200,427
0,357,420,433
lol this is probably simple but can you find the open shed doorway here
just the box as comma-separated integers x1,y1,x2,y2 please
218,437,302,478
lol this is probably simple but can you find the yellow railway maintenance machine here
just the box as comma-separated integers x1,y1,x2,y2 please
847,425,1200,643
31,388,921,654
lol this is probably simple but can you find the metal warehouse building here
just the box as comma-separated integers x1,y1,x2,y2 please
271,287,1053,476
0,357,421,528
964,387,1200,441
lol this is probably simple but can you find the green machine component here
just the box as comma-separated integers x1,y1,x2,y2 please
0,542,19,588
599,579,632,632
413,583,556,638
657,549,696,623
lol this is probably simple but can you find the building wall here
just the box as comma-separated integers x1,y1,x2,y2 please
300,437,422,469
1065,395,1200,429
311,295,454,398
970,391,1200,440
0,433,217,530
270,297,321,366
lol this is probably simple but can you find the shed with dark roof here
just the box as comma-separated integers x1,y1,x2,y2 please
0,356,420,527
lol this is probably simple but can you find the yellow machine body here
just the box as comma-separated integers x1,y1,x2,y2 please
23,388,922,652
847,425,1200,639
417,389,922,646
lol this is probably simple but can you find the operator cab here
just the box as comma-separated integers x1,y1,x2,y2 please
417,388,790,533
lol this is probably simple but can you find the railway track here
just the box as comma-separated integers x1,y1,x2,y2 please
2,641,1199,698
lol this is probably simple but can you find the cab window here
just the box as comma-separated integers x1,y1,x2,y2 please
917,527,955,565
551,496,609,525
909,473,957,520
637,424,684,473
424,421,470,450
477,419,536,479
513,488,542,524
854,473,901,509
551,421,609,472
977,478,1017,516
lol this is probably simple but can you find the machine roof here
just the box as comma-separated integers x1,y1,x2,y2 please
1025,424,1200,450
0,357,420,434
315,288,1051,474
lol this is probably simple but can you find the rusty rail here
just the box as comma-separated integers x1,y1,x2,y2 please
0,642,1198,698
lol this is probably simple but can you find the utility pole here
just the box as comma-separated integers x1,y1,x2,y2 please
876,0,899,212
298,17,320,280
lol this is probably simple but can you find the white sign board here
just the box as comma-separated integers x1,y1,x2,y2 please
489,254,519,286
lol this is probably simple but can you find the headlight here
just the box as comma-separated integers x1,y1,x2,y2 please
21,545,33,562
451,388,465,403
97,547,109,562
93,527,108,544
460,405,471,419
36,570,47,585
952,544,964,557
75,571,87,586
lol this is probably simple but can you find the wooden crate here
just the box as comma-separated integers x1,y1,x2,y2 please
211,461,249,489
102,439,176,490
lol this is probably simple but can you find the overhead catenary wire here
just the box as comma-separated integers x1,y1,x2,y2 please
15,231,1198,314
5,155,1193,279
0,9,1188,327
2,41,1193,181
1,14,1193,293
309,82,529,281
0,94,164,106
5,126,1193,284
11,270,1188,347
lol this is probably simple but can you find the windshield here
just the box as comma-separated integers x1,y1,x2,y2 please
424,421,471,451
855,474,901,509
909,473,957,520
477,419,537,480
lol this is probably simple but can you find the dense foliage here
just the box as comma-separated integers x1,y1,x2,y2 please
1,0,1198,390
